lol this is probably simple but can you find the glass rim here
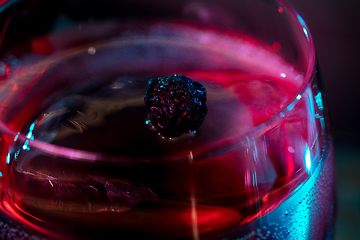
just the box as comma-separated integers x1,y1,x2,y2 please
0,0,316,164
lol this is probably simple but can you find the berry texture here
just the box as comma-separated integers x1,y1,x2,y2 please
144,74,207,138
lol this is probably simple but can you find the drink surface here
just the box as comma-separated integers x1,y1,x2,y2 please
0,20,335,239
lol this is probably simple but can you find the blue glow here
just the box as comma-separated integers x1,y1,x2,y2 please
280,73,286,78
315,92,324,110
29,122,36,131
26,132,32,139
252,171,258,187
14,150,19,160
314,92,326,129
287,103,295,111
22,120,36,151
303,28,309,38
296,94,302,100
14,132,20,142
298,14,310,39
305,145,311,173
22,140,30,151
6,153,10,164
307,90,316,128
320,117,325,129
0,172,2,177
297,14,306,26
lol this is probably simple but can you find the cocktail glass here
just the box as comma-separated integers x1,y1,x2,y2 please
0,0,336,239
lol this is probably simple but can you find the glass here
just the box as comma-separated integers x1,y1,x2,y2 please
0,0,336,239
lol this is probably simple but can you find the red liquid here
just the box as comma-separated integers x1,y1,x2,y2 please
0,21,335,239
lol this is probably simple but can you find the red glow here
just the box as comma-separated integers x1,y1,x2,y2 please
278,7,284,14
180,204,243,235
272,42,281,51
0,198,62,239
7,65,48,131
14,203,45,223
32,38,53,55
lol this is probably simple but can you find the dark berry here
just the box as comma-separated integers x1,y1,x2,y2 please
144,74,207,138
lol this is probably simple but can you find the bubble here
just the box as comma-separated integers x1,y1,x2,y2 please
88,47,96,55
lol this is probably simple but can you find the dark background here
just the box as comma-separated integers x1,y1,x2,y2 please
286,0,360,239
287,0,360,136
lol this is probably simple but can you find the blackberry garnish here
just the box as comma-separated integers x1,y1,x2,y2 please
144,74,207,138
